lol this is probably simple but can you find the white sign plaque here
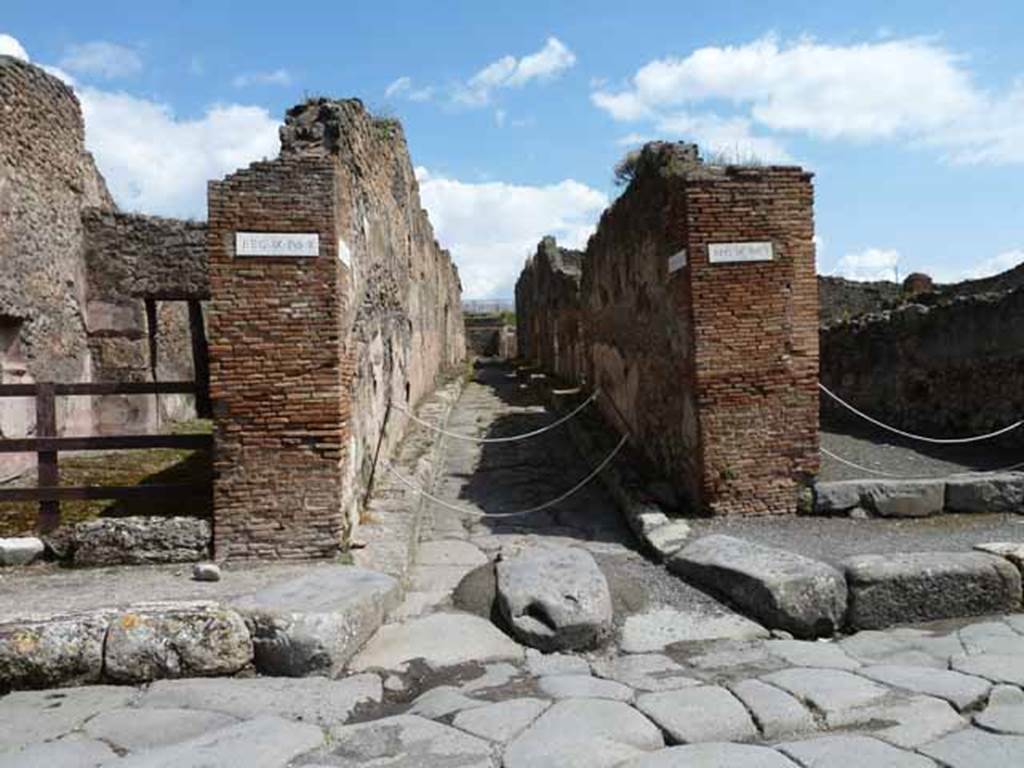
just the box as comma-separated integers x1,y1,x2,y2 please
235,232,319,258
708,241,774,264
667,249,688,274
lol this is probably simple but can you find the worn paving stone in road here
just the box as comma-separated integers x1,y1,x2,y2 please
619,606,769,653
0,733,118,768
635,685,759,743
350,611,524,672
778,734,937,768
138,674,382,727
0,685,137,752
951,653,1024,686
973,684,1024,734
621,743,801,767
113,715,325,768
858,664,992,711
452,697,550,743
84,706,239,752
537,673,634,701
760,668,892,725
590,653,700,692
503,698,664,768
919,726,1024,768
728,679,818,740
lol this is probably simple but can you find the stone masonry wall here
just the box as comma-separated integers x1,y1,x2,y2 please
209,99,464,559
517,142,819,516
82,210,209,431
0,56,115,479
820,289,1024,442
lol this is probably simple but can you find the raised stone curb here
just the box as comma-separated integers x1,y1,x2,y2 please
542,383,690,560
814,473,1024,517
353,375,466,591
947,473,1024,513
669,535,848,638
843,551,1023,630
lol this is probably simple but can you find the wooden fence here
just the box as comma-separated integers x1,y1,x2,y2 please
0,381,212,531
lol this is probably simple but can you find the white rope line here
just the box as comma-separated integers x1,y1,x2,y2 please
820,445,1024,479
384,433,629,518
392,388,602,444
819,383,1024,444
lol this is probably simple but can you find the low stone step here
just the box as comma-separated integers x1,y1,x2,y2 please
814,479,945,518
843,551,1023,630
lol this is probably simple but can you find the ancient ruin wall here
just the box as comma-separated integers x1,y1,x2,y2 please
820,289,1024,441
0,56,115,478
517,143,819,515
209,99,464,558
83,210,209,431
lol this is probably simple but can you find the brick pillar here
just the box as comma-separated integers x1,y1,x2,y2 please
683,167,819,515
207,156,351,558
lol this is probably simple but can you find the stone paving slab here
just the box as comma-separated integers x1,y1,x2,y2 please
635,685,758,744
312,714,494,767
919,726,1024,768
622,743,800,767
778,734,936,768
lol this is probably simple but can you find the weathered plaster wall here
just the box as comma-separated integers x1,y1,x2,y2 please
517,142,819,516
209,99,464,558
820,289,1024,442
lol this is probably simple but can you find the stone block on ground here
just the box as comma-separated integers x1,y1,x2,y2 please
103,602,252,683
503,698,664,768
947,473,1024,514
232,565,399,677
843,551,1022,630
668,535,847,638
0,536,44,566
813,480,945,517
0,612,108,690
496,545,613,651
644,521,691,559
635,685,758,744
315,714,493,767
350,611,524,672
50,516,211,566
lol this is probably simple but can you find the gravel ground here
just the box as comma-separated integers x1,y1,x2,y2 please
820,423,1024,481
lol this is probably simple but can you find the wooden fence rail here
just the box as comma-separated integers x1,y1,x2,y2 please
0,381,212,531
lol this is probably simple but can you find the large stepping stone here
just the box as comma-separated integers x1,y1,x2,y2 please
621,743,800,767
814,480,945,518
668,535,847,638
350,611,524,672
110,714,324,767
233,565,399,676
843,552,1022,630
636,685,758,744
919,727,1024,768
504,698,664,768
778,734,936,767
138,673,382,727
947,473,1024,513
312,714,493,767
496,545,613,651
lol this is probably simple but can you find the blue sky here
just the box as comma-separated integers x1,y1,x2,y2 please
3,1,1023,297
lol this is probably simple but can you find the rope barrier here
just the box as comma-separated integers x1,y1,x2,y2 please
819,383,1024,445
820,445,1024,479
391,388,602,444
384,432,629,518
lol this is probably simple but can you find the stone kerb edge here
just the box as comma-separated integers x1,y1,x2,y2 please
812,473,1024,518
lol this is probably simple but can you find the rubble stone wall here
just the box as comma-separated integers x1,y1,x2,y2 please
209,99,464,558
517,143,819,515
820,289,1024,442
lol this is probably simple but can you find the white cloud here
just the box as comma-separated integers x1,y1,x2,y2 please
833,247,901,281
60,41,142,79
385,75,433,102
0,33,29,61
930,249,1024,282
78,88,279,218
593,34,1024,165
455,36,576,107
416,167,606,298
655,112,793,163
232,68,292,88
